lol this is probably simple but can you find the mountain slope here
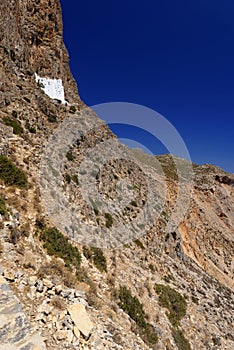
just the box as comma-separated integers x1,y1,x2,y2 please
0,1,233,350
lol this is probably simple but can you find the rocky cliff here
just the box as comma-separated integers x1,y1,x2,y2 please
0,1,233,350
0,0,78,103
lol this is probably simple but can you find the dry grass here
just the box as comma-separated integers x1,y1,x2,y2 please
50,296,66,310
37,258,80,289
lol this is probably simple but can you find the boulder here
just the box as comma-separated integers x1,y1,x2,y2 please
68,303,93,338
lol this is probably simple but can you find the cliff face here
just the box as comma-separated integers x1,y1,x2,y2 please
0,0,78,103
0,2,233,350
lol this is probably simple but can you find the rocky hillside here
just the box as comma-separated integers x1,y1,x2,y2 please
0,1,233,350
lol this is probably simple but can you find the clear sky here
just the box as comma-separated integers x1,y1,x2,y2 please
60,0,234,173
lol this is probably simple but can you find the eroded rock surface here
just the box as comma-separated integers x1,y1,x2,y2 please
0,1,233,350
0,275,46,350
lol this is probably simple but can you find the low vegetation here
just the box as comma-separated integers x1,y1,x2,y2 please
37,81,45,89
0,156,27,188
118,285,146,328
154,284,191,349
47,115,57,123
118,286,158,345
134,239,145,249
40,227,81,269
154,284,187,327
149,263,156,272
66,150,74,161
25,121,36,133
38,259,79,288
83,246,107,272
172,328,191,350
38,225,90,283
72,174,79,185
105,212,113,228
191,295,199,305
3,116,24,135
64,173,71,184
69,105,76,114
0,196,7,216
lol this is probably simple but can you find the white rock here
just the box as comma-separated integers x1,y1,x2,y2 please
73,326,80,339
38,304,53,316
42,278,53,289
68,303,93,338
56,330,67,340
47,289,55,296
75,290,86,299
66,329,74,343
36,280,44,292
30,286,37,294
28,276,37,286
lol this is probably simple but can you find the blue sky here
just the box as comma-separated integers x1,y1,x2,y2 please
60,0,234,173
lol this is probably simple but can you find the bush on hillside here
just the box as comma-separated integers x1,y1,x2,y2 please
40,227,81,269
3,116,24,135
83,246,107,272
0,156,27,188
154,284,187,327
172,328,191,350
0,196,7,215
118,285,158,345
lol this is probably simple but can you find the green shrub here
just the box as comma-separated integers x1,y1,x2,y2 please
47,115,57,123
191,295,199,305
134,239,145,249
76,268,90,283
72,175,79,185
105,212,113,228
154,284,187,327
118,285,147,328
141,324,159,346
37,81,45,89
3,116,24,135
83,246,93,260
118,286,158,345
40,227,81,269
83,246,107,272
25,121,36,133
130,200,137,207
161,210,169,222
64,173,71,184
66,150,74,161
0,196,7,215
12,110,18,118
0,156,27,188
172,328,191,350
92,247,107,272
69,105,76,114
149,263,156,272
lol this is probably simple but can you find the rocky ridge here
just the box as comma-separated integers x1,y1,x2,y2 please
0,1,233,350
